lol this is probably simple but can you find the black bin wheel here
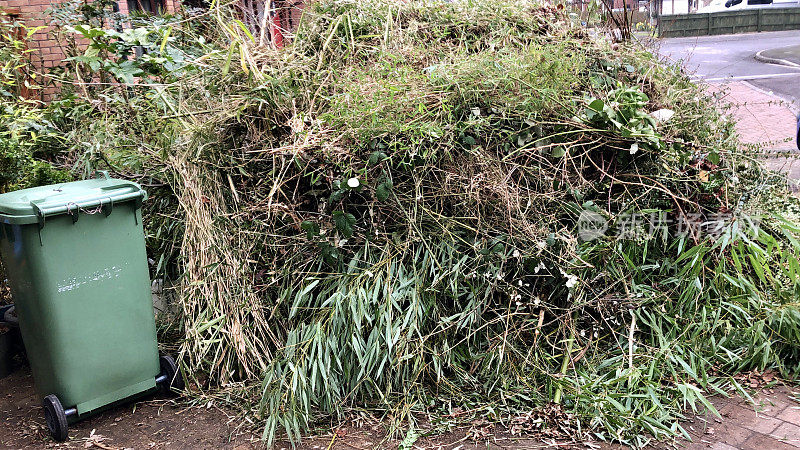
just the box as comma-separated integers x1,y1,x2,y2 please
42,394,68,442
1,305,17,325
158,354,185,393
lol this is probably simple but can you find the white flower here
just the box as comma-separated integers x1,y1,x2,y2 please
513,249,520,258
565,274,579,289
534,261,546,273
347,177,360,188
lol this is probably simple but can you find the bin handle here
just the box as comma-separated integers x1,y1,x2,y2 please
29,190,145,225
30,202,46,230
30,202,45,246
94,170,111,181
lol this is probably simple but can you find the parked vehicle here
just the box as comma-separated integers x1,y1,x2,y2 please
697,0,798,13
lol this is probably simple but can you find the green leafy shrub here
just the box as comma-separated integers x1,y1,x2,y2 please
0,138,31,189
0,13,71,192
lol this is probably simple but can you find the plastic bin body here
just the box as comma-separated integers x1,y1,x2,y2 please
0,175,159,418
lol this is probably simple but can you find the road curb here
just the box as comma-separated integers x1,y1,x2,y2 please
741,80,800,115
755,49,800,68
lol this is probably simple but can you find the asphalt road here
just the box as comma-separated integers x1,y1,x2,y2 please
656,30,800,106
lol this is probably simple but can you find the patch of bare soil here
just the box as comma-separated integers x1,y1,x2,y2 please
11,355,796,450
1,361,623,450
0,366,257,450
286,428,625,450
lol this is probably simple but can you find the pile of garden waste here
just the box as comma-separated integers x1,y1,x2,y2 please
1,0,799,446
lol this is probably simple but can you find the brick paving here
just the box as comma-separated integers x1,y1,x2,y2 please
676,385,800,449
709,81,800,187
671,80,800,450
714,81,797,151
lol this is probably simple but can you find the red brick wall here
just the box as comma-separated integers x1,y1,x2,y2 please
612,0,639,9
2,0,304,97
284,0,305,34
0,0,181,73
2,0,65,71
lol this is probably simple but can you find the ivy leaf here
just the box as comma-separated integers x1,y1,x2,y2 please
319,242,340,266
368,151,388,166
329,188,345,204
300,220,319,239
376,178,393,201
84,46,100,58
588,99,605,112
108,60,144,84
332,211,356,238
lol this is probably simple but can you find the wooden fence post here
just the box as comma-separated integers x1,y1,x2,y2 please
757,9,763,32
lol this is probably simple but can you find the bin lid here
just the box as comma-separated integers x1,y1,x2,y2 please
0,172,146,225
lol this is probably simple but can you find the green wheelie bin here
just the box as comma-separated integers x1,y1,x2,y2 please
0,172,183,441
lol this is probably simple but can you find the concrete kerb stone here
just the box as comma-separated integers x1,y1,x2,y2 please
755,49,800,69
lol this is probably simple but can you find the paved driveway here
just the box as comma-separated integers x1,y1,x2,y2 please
656,30,800,105
652,32,800,450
